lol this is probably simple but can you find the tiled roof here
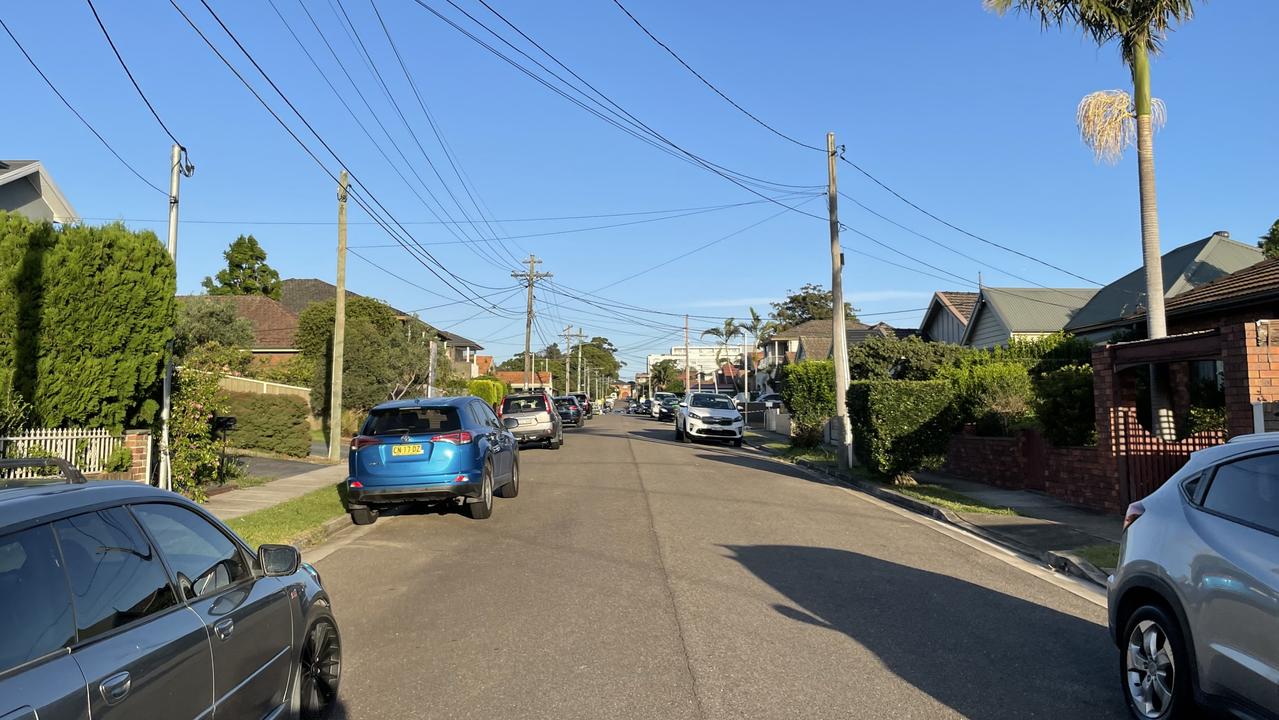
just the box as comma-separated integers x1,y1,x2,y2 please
937,291,978,322
181,295,299,350
1065,233,1261,332
1161,258,1279,315
493,370,552,385
476,355,494,376
798,335,832,360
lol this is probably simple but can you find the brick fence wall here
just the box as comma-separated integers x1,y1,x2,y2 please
122,430,150,482
944,430,1121,513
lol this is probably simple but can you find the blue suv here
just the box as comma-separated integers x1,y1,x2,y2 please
345,397,520,525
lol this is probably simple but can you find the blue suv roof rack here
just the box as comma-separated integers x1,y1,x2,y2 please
0,457,88,490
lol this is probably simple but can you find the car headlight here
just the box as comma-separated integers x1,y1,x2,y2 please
731,415,743,423
689,412,705,420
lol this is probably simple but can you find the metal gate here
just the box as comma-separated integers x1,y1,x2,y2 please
1118,409,1225,504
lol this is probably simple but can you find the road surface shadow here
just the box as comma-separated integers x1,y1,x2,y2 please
693,452,822,482
724,545,1124,719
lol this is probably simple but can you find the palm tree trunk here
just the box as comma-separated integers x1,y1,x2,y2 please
1132,41,1175,441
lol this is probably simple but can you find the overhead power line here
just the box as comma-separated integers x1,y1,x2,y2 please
84,0,185,148
0,17,165,196
607,0,822,152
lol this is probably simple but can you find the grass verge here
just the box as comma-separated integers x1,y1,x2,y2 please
225,482,348,549
891,484,1018,516
1076,543,1121,571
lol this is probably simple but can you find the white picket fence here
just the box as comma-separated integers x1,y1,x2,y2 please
0,428,125,477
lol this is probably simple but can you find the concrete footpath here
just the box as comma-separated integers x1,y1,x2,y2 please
204,463,346,521
744,427,1122,585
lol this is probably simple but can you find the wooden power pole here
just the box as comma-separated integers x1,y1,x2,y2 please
827,133,851,468
562,326,574,395
327,170,348,462
684,314,691,392
512,254,551,389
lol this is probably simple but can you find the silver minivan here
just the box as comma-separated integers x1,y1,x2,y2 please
1109,434,1279,720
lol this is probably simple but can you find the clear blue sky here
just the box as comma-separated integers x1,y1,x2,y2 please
3,0,1275,377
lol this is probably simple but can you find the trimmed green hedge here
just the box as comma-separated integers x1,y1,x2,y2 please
780,361,835,447
848,380,959,476
224,392,311,457
467,378,506,407
1031,365,1096,446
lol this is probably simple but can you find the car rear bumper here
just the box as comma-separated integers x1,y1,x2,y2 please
514,427,556,442
347,475,482,506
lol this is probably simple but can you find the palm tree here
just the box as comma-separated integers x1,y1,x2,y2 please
736,308,772,399
986,0,1196,440
986,0,1195,340
648,359,677,393
700,318,740,394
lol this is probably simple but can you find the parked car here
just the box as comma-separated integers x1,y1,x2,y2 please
0,458,342,720
675,392,744,446
555,395,583,427
1109,433,1279,720
651,392,676,418
500,392,564,448
572,392,593,418
657,395,682,421
756,392,784,409
640,399,653,416
346,397,521,524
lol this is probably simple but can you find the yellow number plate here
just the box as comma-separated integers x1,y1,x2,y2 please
391,444,424,456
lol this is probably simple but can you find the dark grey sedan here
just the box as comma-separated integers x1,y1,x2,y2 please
0,461,341,720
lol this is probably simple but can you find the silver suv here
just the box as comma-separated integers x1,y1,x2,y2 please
1109,434,1279,720
0,459,342,720
499,391,563,449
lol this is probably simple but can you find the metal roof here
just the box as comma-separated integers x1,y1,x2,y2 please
1064,233,1261,333
961,287,1097,344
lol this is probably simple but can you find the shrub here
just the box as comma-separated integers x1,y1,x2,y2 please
848,380,959,476
105,444,134,474
944,361,1034,435
171,367,228,501
224,392,311,457
249,355,315,388
0,371,30,434
1032,365,1096,446
779,361,835,447
467,378,506,406
1186,406,1226,436
848,336,977,381
994,332,1094,378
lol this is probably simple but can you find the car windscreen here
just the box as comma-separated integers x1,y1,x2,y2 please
691,395,735,410
555,398,578,409
661,397,681,406
364,407,462,436
503,396,546,414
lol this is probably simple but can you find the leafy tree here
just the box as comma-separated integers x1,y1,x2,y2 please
175,297,254,357
648,359,679,392
495,355,525,372
8,219,175,429
848,336,976,381
295,297,428,412
1259,219,1279,260
201,234,282,299
767,283,857,332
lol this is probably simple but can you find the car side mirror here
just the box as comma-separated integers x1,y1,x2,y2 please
502,416,520,429
678,402,687,408
258,544,301,577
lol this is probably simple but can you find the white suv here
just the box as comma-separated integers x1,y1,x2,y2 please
675,392,744,446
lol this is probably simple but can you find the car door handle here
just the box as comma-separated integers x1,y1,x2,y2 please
213,618,234,641
100,672,131,705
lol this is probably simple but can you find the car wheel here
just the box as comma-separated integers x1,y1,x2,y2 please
549,433,562,450
679,423,692,443
294,616,342,720
467,464,494,520
495,458,519,498
349,506,377,526
674,424,683,441
1121,604,1193,720
731,438,743,448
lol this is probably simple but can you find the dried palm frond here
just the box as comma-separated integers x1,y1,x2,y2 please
1076,89,1166,164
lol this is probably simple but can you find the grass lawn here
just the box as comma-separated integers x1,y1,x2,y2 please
746,431,838,465
1077,543,1121,571
891,484,1018,516
225,483,348,549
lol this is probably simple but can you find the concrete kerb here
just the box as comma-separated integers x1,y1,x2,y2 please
741,438,1110,589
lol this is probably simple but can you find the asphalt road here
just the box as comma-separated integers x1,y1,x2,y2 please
315,413,1126,720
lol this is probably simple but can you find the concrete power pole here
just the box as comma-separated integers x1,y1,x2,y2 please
159,143,193,491
427,340,438,398
684,314,691,392
574,328,586,392
327,170,349,463
562,326,573,395
512,255,552,389
827,133,851,469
